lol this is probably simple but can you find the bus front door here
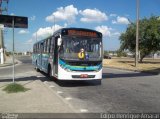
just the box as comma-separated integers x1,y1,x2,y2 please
54,39,58,77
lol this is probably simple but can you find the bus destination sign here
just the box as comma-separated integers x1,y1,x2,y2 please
68,30,98,37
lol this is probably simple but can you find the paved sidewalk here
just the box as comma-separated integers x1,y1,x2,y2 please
0,56,19,68
0,56,81,118
0,80,74,113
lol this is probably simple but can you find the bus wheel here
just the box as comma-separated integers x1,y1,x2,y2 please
48,65,52,78
35,61,39,72
35,67,39,72
95,80,101,85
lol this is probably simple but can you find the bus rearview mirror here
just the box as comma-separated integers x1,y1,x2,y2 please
57,38,62,46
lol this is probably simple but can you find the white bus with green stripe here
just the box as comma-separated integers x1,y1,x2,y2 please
32,28,103,82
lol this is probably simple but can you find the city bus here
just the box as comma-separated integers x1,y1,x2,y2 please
32,28,103,82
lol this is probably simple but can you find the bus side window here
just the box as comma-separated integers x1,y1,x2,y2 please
36,44,38,53
45,40,47,53
43,41,46,53
34,45,36,53
47,38,50,53
41,42,44,53
42,42,44,53
50,37,55,53
34,44,36,53
33,45,34,53
44,41,46,53
37,43,39,53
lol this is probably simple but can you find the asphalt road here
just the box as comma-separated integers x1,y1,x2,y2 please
0,56,35,78
0,56,160,113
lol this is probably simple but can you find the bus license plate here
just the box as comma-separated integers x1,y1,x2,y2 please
80,74,88,78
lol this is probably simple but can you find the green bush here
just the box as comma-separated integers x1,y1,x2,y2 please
3,83,29,93
117,50,127,57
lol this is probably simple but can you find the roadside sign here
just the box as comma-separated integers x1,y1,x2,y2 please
0,15,28,28
0,14,28,83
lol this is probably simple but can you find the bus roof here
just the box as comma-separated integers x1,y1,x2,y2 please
57,27,102,33
54,27,102,37
34,27,102,45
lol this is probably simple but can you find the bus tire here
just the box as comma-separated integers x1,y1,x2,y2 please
35,61,40,72
48,65,58,81
95,80,101,85
48,65,52,78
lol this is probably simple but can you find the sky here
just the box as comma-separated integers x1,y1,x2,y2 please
1,0,160,52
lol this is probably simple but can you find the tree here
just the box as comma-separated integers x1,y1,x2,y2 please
119,16,160,62
116,50,127,57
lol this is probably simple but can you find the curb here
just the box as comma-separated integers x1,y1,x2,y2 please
42,81,77,113
0,63,13,67
0,59,22,68
104,66,159,75
0,62,18,68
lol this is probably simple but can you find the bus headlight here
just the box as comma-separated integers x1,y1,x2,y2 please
60,65,72,72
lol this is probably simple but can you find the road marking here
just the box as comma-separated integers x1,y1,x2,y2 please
65,97,72,100
43,81,48,84
57,91,63,94
49,85,55,88
80,109,88,112
37,75,45,78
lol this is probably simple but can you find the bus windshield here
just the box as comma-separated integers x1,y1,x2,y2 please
59,36,102,61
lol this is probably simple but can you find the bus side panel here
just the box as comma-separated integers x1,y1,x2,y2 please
41,54,49,73
32,53,39,68
36,53,41,70
32,54,36,66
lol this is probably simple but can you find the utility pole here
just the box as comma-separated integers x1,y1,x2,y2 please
0,26,4,64
0,0,9,64
135,0,139,67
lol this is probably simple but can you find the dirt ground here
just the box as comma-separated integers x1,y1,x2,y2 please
103,57,160,74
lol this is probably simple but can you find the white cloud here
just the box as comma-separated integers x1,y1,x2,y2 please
33,27,53,39
25,39,33,44
112,16,129,25
112,32,121,37
46,5,78,23
10,13,15,16
95,25,111,37
34,24,67,39
18,30,29,34
110,14,117,17
30,15,36,21
95,25,121,38
27,24,67,45
80,9,108,23
112,20,117,24
117,16,129,24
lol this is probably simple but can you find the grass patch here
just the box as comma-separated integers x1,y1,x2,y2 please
3,83,30,93
103,57,160,74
